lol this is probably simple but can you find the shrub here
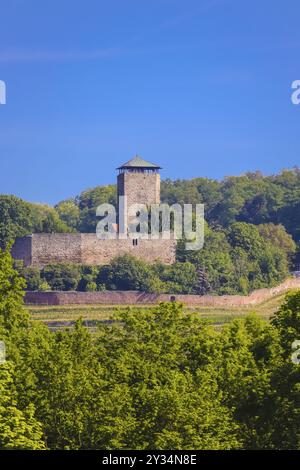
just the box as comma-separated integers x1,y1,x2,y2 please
97,255,160,292
41,264,81,291
85,281,97,292
20,267,41,291
39,280,51,291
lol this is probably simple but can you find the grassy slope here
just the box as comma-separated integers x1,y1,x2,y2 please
28,292,288,328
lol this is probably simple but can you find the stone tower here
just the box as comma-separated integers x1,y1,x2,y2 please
117,155,161,206
11,156,177,267
117,156,161,231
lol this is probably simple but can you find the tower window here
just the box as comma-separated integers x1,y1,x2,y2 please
132,239,138,246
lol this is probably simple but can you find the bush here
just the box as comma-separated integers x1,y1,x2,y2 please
41,264,81,291
19,267,41,291
97,255,161,292
85,281,97,292
153,262,199,294
39,280,51,291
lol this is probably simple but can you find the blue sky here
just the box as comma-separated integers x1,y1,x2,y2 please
0,0,299,204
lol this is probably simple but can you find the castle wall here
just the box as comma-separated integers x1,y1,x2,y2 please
12,233,176,267
24,277,300,307
31,233,82,267
81,235,176,265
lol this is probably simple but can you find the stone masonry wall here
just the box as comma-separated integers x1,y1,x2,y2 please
31,233,82,267
24,277,300,306
12,233,176,267
80,235,176,265
117,172,160,208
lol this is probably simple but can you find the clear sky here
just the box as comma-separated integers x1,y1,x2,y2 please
0,0,299,205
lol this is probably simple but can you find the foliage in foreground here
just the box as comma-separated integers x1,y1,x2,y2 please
0,246,300,449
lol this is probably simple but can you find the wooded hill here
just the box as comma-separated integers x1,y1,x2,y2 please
1,168,300,295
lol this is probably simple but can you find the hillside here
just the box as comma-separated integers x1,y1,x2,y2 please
1,168,300,296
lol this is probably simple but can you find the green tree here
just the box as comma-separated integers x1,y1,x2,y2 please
98,255,161,292
271,290,300,355
0,243,29,330
96,302,241,449
78,185,117,232
18,267,41,291
0,196,33,249
0,363,45,450
216,315,282,448
153,262,198,294
42,264,81,291
0,196,72,249
179,228,235,294
31,204,73,233
258,223,296,263
0,244,46,449
267,291,300,449
228,222,290,292
55,199,80,230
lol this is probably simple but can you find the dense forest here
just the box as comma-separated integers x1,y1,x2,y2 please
0,246,299,450
1,168,300,294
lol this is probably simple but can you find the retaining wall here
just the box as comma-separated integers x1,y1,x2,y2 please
24,277,300,307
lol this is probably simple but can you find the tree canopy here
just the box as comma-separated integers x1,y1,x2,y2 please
1,245,300,449
0,195,72,249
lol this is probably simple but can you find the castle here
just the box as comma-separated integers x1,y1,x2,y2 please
12,157,176,267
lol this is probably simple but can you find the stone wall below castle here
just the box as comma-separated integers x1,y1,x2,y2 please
24,277,300,307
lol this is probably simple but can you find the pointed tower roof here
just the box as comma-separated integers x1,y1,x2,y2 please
117,155,161,170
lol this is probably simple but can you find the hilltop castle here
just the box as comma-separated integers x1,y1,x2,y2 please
12,157,176,267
